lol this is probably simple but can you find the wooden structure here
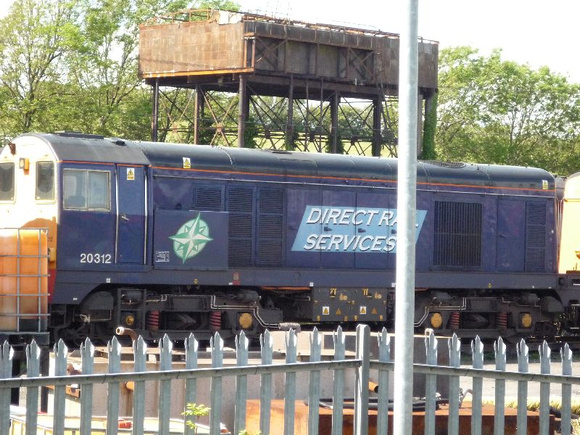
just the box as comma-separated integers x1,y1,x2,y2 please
139,9,439,155
244,400,554,435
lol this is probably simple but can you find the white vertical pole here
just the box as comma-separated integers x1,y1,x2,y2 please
394,0,419,434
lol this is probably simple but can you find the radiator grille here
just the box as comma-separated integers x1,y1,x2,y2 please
228,187,253,213
193,186,223,211
228,186,254,266
433,201,482,267
257,188,284,266
525,202,546,272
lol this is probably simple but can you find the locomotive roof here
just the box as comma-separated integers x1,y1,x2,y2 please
17,132,554,190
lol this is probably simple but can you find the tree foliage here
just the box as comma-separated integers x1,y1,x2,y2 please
0,0,78,134
66,0,194,136
0,0,238,139
436,47,580,175
1,3,580,177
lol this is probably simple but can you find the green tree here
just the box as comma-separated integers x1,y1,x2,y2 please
66,0,241,138
65,0,194,136
0,0,79,135
0,0,241,139
421,92,437,160
436,47,580,175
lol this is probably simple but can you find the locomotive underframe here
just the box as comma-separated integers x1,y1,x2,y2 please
48,282,566,346
50,285,287,345
414,289,563,341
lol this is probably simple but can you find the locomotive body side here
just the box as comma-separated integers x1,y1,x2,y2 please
413,162,560,338
0,132,565,345
127,140,561,342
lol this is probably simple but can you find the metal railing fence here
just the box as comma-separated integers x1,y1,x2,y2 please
0,324,578,435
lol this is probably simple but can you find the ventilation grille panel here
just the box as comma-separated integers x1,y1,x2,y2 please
257,188,284,266
227,186,254,267
525,202,546,272
433,201,482,268
193,186,223,211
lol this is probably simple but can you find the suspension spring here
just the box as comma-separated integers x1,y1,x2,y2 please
147,310,160,331
449,311,460,330
209,311,222,331
497,311,508,330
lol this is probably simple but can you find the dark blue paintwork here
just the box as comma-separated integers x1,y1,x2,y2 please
117,165,146,264
18,132,558,307
153,209,228,270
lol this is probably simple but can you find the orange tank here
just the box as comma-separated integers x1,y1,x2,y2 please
0,229,48,332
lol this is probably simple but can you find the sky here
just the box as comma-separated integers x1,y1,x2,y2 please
0,0,579,83
239,0,580,83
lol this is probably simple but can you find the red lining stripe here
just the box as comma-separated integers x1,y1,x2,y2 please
60,160,555,194
150,165,555,193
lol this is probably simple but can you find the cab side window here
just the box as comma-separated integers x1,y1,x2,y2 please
88,171,109,209
0,162,14,201
63,169,110,211
36,161,55,201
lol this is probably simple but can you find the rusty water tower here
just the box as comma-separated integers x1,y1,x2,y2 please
139,9,438,156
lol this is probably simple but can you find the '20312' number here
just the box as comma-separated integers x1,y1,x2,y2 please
80,253,112,264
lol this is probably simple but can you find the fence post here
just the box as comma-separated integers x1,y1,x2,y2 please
158,334,173,435
210,332,224,435
234,331,249,435
0,341,13,434
184,333,199,435
560,343,573,435
52,339,68,434
471,336,483,435
260,330,273,435
376,328,390,435
25,341,40,435
132,336,148,434
493,337,506,435
284,329,297,435
424,330,438,435
516,339,529,435
308,328,322,435
539,341,551,435
106,337,122,435
447,334,461,435
80,338,95,435
332,327,346,435
354,323,370,435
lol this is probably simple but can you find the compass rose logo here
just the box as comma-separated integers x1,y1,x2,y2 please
169,214,213,263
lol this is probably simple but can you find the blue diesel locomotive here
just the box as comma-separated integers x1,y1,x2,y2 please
0,131,571,345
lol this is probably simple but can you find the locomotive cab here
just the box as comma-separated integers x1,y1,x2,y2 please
0,133,151,345
0,137,58,233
